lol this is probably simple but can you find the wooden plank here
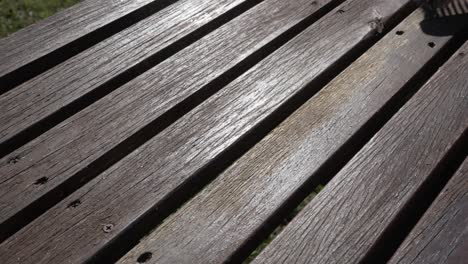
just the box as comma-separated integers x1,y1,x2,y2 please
117,9,465,264
0,0,179,81
0,0,251,147
252,42,468,264
0,0,415,263
0,0,168,80
0,0,337,248
389,157,468,264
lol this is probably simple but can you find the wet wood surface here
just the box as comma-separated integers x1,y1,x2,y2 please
0,0,412,262
118,9,463,264
253,41,468,264
0,0,335,236
0,0,160,79
389,157,468,264
0,0,466,263
0,0,250,147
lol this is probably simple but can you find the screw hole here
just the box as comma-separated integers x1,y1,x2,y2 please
68,199,81,208
311,1,317,6
428,42,436,48
396,30,404,35
34,177,49,185
137,252,153,263
459,52,465,57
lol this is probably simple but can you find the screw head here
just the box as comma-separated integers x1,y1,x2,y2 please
102,224,114,233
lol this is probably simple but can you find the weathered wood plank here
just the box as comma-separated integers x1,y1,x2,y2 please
389,157,468,264
0,0,414,262
0,0,251,148
0,0,337,249
0,0,164,80
117,9,465,264
252,42,468,264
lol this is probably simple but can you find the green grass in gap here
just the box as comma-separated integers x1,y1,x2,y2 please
0,0,81,38
243,184,325,263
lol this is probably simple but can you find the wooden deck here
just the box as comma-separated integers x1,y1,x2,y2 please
0,0,466,263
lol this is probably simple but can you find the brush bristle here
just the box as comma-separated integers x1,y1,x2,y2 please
417,0,468,17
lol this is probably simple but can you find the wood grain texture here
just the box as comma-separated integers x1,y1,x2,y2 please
0,0,328,231
252,42,468,264
0,0,414,263
0,0,159,79
117,9,461,264
389,157,468,264
0,0,248,146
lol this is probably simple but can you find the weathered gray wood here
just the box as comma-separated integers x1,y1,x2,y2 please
389,157,468,264
117,9,464,264
0,0,249,146
252,42,468,264
0,0,415,263
0,0,330,230
0,0,160,79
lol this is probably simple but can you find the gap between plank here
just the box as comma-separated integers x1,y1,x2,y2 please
0,0,266,159
242,185,326,264
361,131,468,263
88,3,422,263
0,0,346,244
0,0,179,94
237,33,468,264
